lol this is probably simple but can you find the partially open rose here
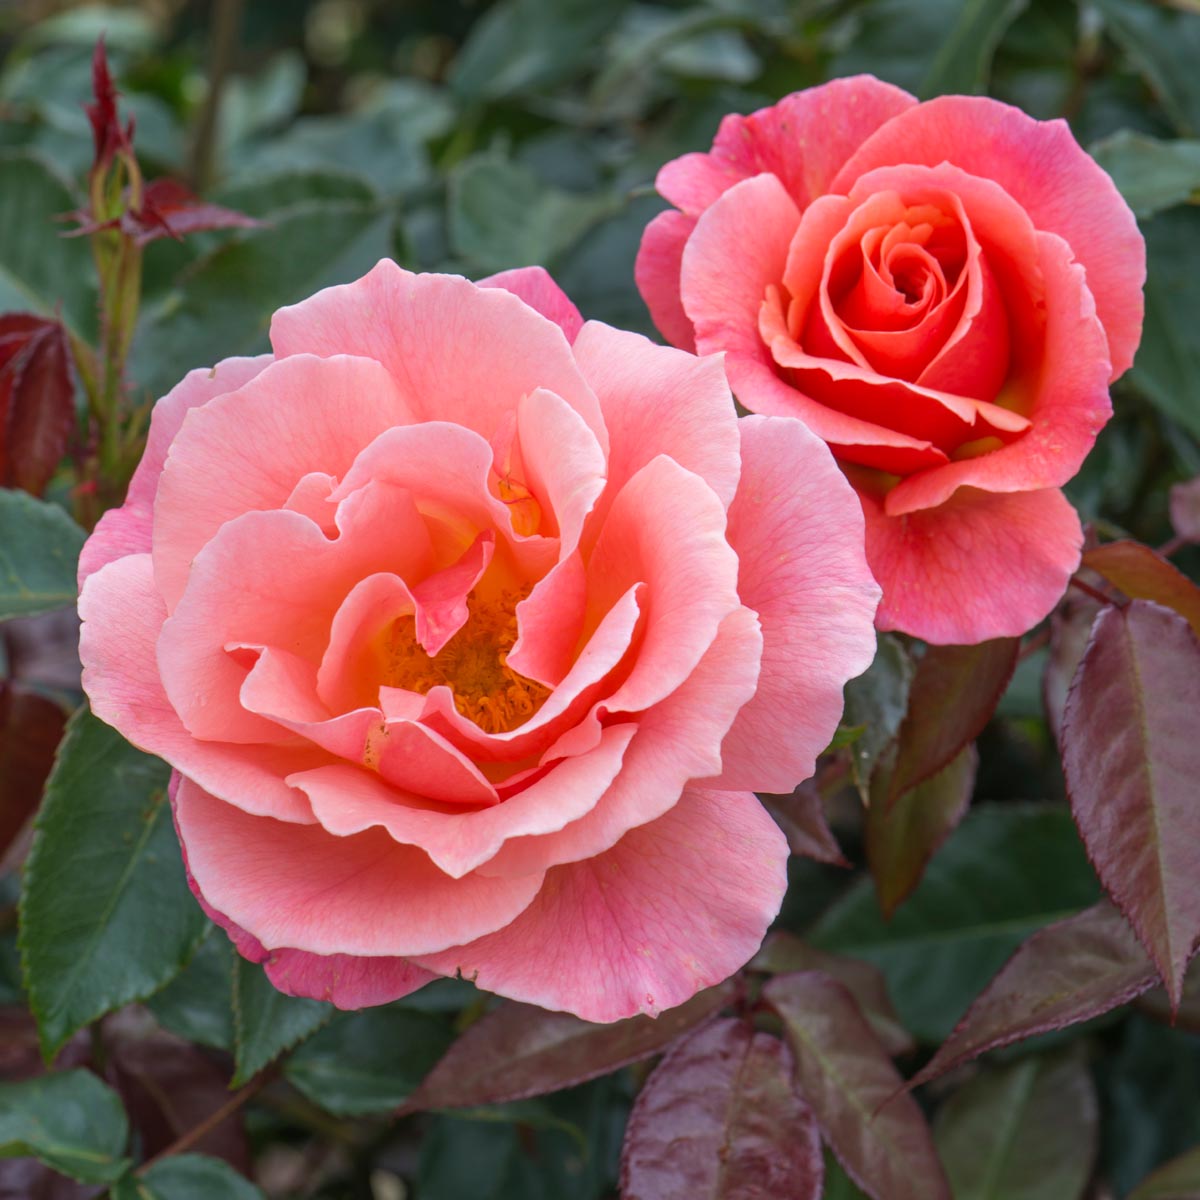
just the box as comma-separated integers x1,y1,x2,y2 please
637,76,1145,643
78,262,879,1021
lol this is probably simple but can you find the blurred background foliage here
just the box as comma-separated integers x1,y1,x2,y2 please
1,1,1200,1198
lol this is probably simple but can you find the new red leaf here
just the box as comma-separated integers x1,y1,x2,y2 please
762,972,950,1200
125,179,261,247
0,684,67,863
867,745,977,920
885,639,1017,808
1082,540,1200,635
0,314,75,497
759,782,848,866
620,1019,822,1200
404,982,733,1111
910,902,1159,1089
1062,599,1200,1006
1044,589,1102,744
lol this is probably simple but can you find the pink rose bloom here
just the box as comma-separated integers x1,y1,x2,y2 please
636,77,1145,644
78,262,879,1022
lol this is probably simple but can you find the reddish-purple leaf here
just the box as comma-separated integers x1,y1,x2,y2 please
867,745,976,920
885,639,1017,808
762,972,950,1200
1082,540,1200,635
0,314,75,497
1062,600,1200,1006
1129,1145,1200,1199
0,684,66,862
620,1019,822,1200
760,782,848,866
405,982,733,1111
85,38,133,174
910,902,1159,1089
1043,589,1102,743
124,179,261,247
1169,477,1200,544
751,937,913,1058
1136,957,1200,1032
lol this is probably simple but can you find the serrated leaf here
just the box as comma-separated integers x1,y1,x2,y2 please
145,931,235,1051
19,709,208,1061
0,1069,129,1183
762,972,950,1200
111,1153,264,1200
285,1006,453,1116
231,957,332,1085
842,634,913,799
868,745,977,919
1062,600,1200,1007
1082,541,1200,635
886,639,1017,807
811,805,1100,1043
934,1052,1098,1200
911,902,1158,1088
1044,589,1102,743
0,489,85,619
1091,130,1200,218
407,982,732,1112
620,1020,822,1200
1129,1145,1200,1200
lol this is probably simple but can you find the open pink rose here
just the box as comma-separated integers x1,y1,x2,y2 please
636,76,1145,644
77,262,879,1022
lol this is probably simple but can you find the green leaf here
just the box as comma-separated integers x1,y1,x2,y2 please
285,1006,454,1115
112,1153,265,1200
449,154,621,275
131,170,394,401
0,489,85,619
145,930,235,1051
919,0,1030,98
19,709,209,1061
1091,130,1200,218
841,634,913,799
934,1053,1098,1200
809,804,1100,1043
1129,1145,1200,1200
0,152,97,339
232,957,332,1085
0,1069,129,1184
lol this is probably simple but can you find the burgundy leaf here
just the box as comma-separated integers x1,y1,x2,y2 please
620,1019,822,1200
886,639,1017,808
751,936,913,1058
1082,540,1200,635
1062,600,1200,1006
759,782,848,866
1043,589,1102,744
910,902,1159,1089
1136,956,1200,1032
1169,477,1200,544
0,314,75,496
762,972,950,1200
0,684,67,862
1128,1145,1200,1199
867,745,976,920
84,38,133,173
405,982,734,1111
123,179,261,247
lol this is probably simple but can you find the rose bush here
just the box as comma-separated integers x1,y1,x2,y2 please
76,261,879,1022
636,76,1145,644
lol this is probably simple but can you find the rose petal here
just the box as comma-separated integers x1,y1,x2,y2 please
477,265,584,343
264,950,437,1009
634,209,699,351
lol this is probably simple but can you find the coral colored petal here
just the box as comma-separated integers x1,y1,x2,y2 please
860,484,1083,643
413,786,788,1022
174,777,544,957
634,209,698,351
477,265,584,343
290,723,638,879
573,321,741,525
658,76,916,215
830,95,1144,378
507,551,587,687
152,353,414,611
374,721,498,807
270,260,608,453
713,417,880,792
79,554,319,822
411,531,495,655
480,605,762,877
264,950,437,1009
78,355,271,585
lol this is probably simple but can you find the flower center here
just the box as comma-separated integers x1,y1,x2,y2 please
385,586,550,734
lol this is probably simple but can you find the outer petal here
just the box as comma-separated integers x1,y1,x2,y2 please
477,265,584,343
174,777,545,957
634,209,698,351
830,94,1144,378
78,355,271,585
79,552,320,822
412,786,788,1022
859,482,1083,644
263,951,437,1009
269,261,608,454
657,76,916,215
711,417,880,792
